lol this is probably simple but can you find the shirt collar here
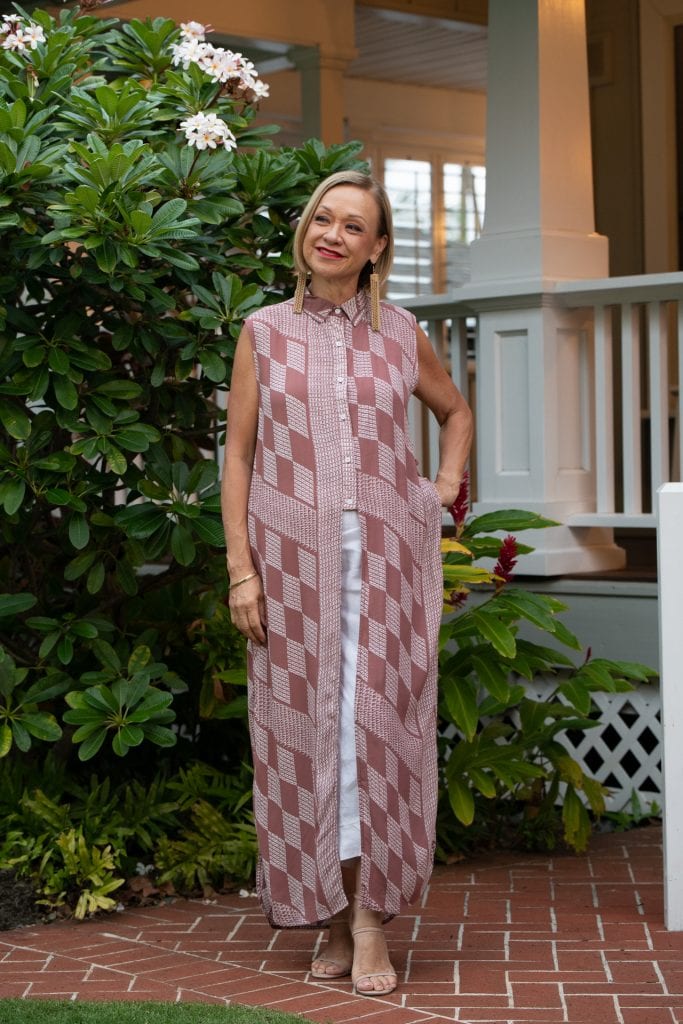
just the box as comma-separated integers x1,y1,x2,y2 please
298,289,370,327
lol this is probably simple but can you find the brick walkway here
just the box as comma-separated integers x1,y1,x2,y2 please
1,825,681,1023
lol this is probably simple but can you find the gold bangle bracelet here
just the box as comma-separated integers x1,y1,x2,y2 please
229,571,258,591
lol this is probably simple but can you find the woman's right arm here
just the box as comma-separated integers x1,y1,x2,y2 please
221,325,267,645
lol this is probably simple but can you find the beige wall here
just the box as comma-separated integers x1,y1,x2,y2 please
263,69,486,158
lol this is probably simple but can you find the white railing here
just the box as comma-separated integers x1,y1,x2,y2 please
557,274,683,528
406,272,683,528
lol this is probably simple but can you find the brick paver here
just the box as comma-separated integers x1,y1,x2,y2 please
1,826,681,1023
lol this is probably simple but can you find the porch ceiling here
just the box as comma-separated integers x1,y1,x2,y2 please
349,4,488,92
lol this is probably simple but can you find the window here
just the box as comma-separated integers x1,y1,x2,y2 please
383,159,433,301
443,162,486,290
382,157,486,299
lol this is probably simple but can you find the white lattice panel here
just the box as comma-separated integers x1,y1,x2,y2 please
524,678,662,812
441,679,662,814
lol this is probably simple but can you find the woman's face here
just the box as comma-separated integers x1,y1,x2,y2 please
302,184,387,294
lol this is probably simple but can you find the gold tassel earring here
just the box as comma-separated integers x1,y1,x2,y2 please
293,270,307,314
369,264,381,332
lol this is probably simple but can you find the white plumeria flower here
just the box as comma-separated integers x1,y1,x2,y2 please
2,30,25,52
0,15,19,35
179,21,206,41
2,19,45,52
170,37,209,69
178,111,237,152
21,23,45,49
249,78,270,101
198,46,244,84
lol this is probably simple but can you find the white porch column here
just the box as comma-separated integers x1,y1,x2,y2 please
657,484,683,930
470,0,624,574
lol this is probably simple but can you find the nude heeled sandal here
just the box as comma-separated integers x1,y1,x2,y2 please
350,924,398,997
310,914,353,979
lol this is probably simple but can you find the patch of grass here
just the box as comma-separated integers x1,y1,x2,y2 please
0,1001,304,1024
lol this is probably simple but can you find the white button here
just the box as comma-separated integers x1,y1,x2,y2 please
340,413,346,420
344,456,351,463
337,376,344,383
345,498,353,505
334,307,342,314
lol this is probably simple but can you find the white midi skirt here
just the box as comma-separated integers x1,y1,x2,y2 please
338,511,362,861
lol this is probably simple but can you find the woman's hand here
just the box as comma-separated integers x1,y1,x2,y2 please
433,473,460,509
229,575,267,645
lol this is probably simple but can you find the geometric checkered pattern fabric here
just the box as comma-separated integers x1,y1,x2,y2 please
244,290,443,928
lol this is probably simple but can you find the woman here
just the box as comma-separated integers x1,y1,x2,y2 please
222,170,472,996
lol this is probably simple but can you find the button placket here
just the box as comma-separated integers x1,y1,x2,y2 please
329,312,356,508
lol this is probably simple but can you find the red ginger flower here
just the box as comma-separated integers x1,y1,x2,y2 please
445,590,469,611
448,470,470,535
493,534,518,588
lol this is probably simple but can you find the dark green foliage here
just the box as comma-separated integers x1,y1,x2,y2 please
0,7,365,766
0,756,256,917
436,504,657,856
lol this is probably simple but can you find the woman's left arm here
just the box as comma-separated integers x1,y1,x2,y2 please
413,324,474,508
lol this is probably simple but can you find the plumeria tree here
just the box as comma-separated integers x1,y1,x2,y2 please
0,4,365,767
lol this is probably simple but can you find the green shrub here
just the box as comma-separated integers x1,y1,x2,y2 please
435,479,656,856
0,6,365,770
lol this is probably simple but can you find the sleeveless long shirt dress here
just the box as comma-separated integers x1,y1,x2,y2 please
243,289,443,928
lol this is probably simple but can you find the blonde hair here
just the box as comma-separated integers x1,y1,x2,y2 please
292,170,394,290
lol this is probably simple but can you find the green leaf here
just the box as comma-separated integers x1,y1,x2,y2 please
57,635,74,666
171,523,195,565
68,513,90,550
468,767,496,799
53,375,79,411
496,589,559,632
38,632,60,660
442,675,479,741
448,778,475,825
0,400,31,440
112,730,130,757
116,503,167,539
1,479,25,515
119,723,144,747
142,723,177,747
64,551,97,581
92,639,121,672
86,561,105,594
192,516,225,547
470,609,517,659
76,728,108,762
465,510,559,535
0,723,12,758
11,719,31,753
0,593,37,617
558,677,592,716
470,654,511,702
32,451,77,472
22,712,62,742
562,785,591,852
200,351,227,383
45,488,86,512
